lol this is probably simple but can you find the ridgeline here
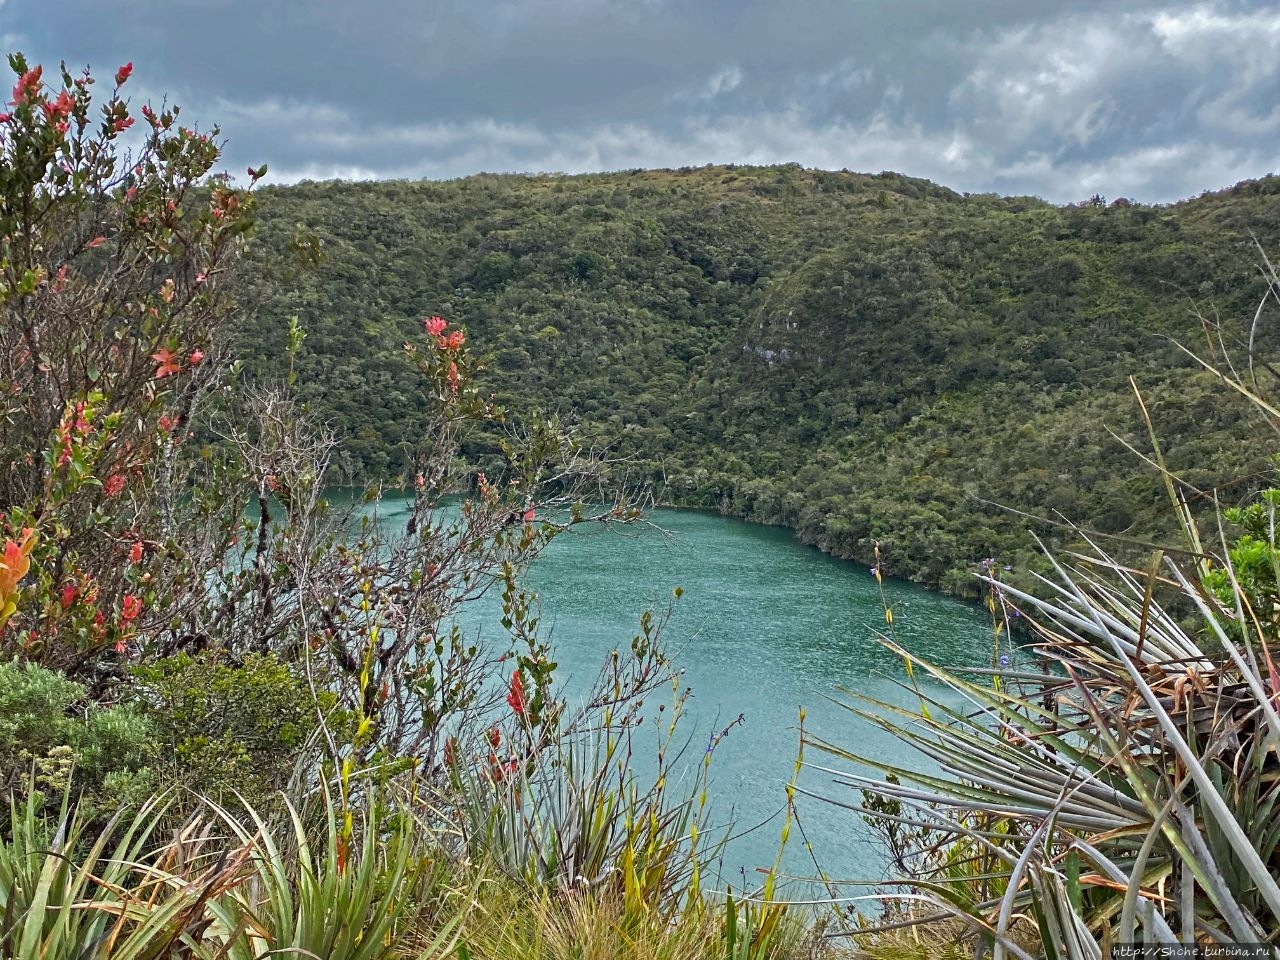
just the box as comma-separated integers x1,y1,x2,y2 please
239,165,1280,595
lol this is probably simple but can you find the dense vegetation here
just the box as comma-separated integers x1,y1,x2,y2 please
6,52,1280,959
241,167,1280,594
0,55,831,960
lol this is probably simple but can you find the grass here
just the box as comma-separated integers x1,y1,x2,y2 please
0,773,834,959
453,873,831,960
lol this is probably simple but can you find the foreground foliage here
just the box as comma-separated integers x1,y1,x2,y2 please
0,52,825,960
0,778,837,960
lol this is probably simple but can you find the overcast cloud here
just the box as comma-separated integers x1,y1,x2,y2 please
4,0,1277,202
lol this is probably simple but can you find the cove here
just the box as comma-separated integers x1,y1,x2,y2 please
370,498,1001,889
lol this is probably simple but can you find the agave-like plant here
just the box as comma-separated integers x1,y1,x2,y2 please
0,778,465,959
202,784,463,960
0,788,257,959
812,532,1280,953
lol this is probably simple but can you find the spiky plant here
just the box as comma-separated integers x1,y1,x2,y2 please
0,789,257,959
203,785,462,960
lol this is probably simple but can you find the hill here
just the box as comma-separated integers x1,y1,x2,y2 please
237,165,1280,594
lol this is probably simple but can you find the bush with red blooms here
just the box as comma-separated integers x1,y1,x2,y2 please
0,54,666,810
0,52,254,676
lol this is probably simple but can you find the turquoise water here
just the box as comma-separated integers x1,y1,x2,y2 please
369,499,998,890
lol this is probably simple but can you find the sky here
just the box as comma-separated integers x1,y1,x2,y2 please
3,0,1278,204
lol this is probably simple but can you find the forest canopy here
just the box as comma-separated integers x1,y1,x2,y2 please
239,167,1280,593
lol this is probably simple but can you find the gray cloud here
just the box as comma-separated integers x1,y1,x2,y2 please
3,0,1276,202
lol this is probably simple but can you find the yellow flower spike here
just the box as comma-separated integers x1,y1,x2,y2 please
885,607,893,625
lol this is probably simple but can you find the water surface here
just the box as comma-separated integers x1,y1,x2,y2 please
403,503,1001,889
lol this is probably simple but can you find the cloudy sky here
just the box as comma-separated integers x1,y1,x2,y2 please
4,0,1277,203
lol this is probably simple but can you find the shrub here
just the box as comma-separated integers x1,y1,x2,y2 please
0,659,155,811
129,651,334,804
0,52,256,682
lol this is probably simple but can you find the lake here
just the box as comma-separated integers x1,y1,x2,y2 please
369,500,1002,893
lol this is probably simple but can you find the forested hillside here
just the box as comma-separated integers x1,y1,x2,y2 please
239,165,1280,594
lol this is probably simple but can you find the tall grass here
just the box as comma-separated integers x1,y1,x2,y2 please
449,716,722,915
0,774,833,959
0,784,461,959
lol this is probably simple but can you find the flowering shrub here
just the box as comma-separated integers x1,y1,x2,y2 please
0,52,255,677
0,659,156,810
0,53,664,821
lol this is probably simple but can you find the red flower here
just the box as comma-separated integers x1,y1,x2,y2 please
523,509,536,524
103,473,126,497
60,582,77,610
506,670,527,717
151,347,183,379
86,236,106,249
447,361,460,393
487,727,501,749
115,63,133,85
158,414,176,433
424,315,446,336
444,330,465,351
114,639,126,654
129,540,143,565
189,349,204,366
489,756,520,783
121,593,142,622
41,90,74,121
10,65,42,105
113,116,134,133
